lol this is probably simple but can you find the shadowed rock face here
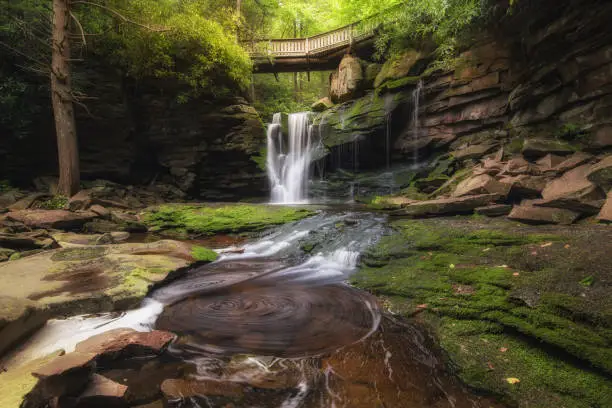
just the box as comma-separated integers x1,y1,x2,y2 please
157,283,379,358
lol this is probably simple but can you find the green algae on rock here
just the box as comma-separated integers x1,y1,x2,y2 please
142,204,315,237
352,218,612,407
0,240,214,357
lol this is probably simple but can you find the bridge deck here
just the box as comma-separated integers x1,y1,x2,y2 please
247,20,379,73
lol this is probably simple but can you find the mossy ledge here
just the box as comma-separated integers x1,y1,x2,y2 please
351,217,612,408
142,203,315,238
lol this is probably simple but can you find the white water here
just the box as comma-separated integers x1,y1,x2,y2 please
267,112,316,204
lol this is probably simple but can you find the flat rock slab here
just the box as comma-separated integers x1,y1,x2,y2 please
392,194,502,217
475,204,513,217
452,174,511,197
0,240,196,356
32,352,97,378
508,204,580,225
6,210,97,230
75,328,175,361
78,374,128,406
541,164,605,202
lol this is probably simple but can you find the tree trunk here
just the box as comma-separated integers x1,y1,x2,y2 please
51,0,80,196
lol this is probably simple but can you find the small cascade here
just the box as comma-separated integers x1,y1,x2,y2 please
383,93,395,170
412,80,423,164
267,112,315,204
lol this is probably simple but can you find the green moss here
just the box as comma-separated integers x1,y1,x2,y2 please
191,246,218,262
376,76,421,94
142,204,314,237
352,219,612,407
250,146,267,172
506,137,525,154
51,247,107,262
8,252,21,261
37,195,68,210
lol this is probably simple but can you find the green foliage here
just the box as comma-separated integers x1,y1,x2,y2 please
85,0,252,98
142,203,315,236
556,122,589,142
191,245,218,262
253,72,330,121
38,195,68,210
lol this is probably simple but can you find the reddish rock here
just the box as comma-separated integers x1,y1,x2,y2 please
536,154,566,171
330,55,364,103
8,193,49,211
501,157,534,175
90,205,111,219
521,139,573,159
586,155,612,191
593,126,612,148
541,164,605,202
77,374,128,407
393,194,502,217
32,352,97,379
6,210,97,230
597,192,612,223
75,328,176,361
452,174,511,198
507,203,580,225
499,174,549,197
161,379,244,399
475,204,513,217
553,152,592,173
451,143,498,161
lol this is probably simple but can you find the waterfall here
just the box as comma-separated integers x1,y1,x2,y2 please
383,93,395,170
412,80,423,164
267,112,314,204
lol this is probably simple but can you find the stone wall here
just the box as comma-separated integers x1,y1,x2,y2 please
314,0,612,172
0,62,267,200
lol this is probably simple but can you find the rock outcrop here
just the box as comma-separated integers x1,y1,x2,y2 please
330,55,364,103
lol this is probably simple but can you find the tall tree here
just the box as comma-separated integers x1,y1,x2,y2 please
51,0,79,196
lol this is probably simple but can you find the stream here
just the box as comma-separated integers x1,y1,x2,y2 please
4,208,503,408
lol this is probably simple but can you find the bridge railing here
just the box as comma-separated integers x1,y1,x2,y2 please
246,20,379,58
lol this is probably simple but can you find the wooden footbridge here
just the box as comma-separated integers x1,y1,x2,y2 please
246,13,386,73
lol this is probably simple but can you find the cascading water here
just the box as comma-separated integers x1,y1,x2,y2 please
412,79,423,164
267,112,315,204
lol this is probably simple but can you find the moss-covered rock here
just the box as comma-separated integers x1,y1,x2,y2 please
0,240,214,357
374,50,424,88
352,218,612,407
142,203,315,238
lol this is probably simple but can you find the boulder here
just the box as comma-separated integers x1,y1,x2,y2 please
586,155,612,191
77,374,128,407
521,139,574,159
553,152,593,173
500,157,534,175
0,190,25,209
6,210,97,230
533,197,604,215
452,174,511,198
311,97,333,112
23,352,98,408
374,50,423,88
451,143,498,161
0,230,57,251
90,205,111,219
597,191,612,222
507,202,580,225
75,328,175,362
475,204,513,217
542,164,605,202
536,154,566,171
330,55,364,103
499,174,549,197
392,194,503,217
